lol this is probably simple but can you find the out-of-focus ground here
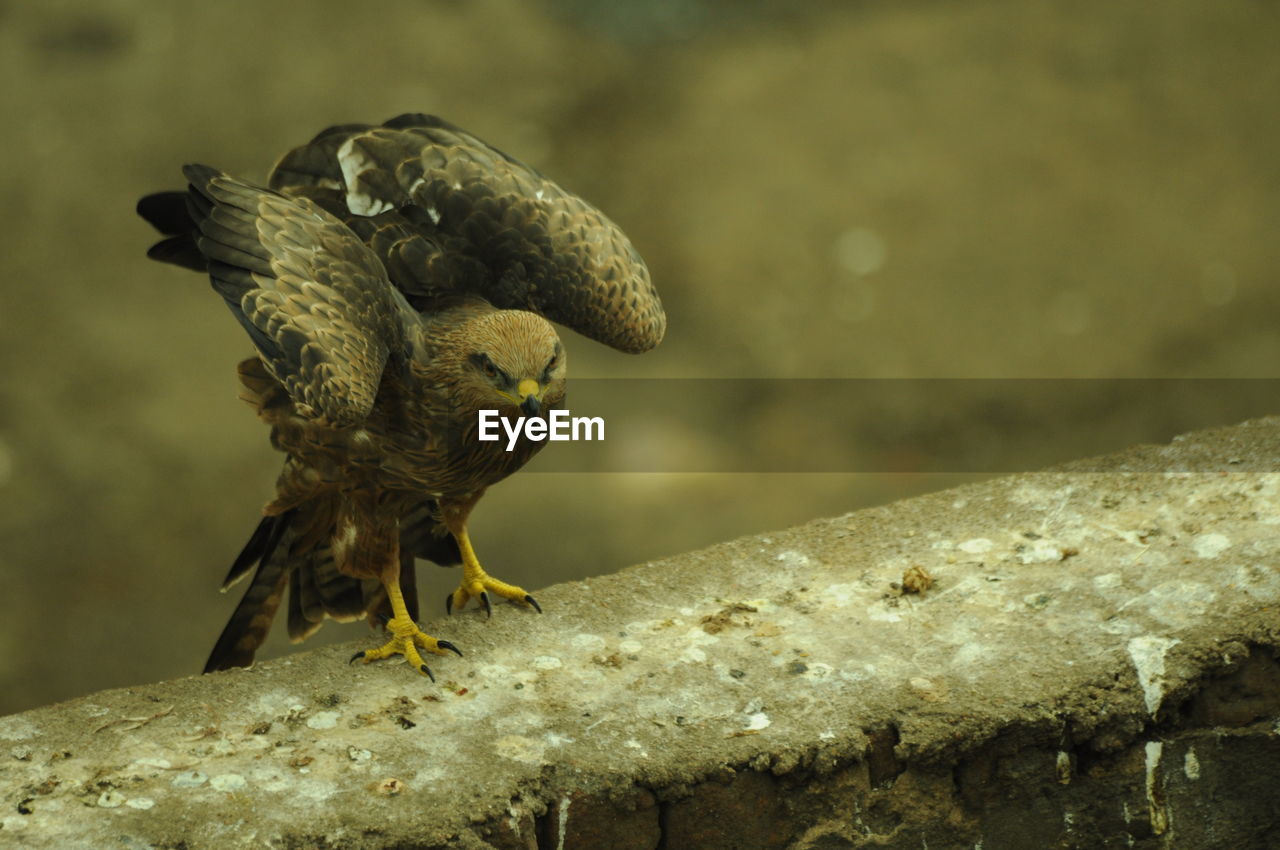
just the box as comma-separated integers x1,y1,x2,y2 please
1,0,1276,715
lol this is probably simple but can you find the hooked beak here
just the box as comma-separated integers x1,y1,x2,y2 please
517,378,543,416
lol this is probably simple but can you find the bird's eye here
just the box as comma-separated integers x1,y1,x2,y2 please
472,353,501,379
546,355,559,371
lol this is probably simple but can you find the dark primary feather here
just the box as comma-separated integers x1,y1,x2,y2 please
138,191,204,270
136,190,193,235
220,510,292,591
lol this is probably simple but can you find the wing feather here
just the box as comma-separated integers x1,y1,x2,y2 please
269,114,666,353
183,164,418,426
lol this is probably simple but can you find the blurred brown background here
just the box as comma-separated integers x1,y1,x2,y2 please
1,0,1277,715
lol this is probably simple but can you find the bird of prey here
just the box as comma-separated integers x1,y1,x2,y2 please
137,114,665,678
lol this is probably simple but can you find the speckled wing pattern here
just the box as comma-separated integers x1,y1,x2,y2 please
182,164,418,426
268,113,665,354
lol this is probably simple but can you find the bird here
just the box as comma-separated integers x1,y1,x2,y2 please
137,113,665,678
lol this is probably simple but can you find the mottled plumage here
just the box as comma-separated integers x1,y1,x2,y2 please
138,113,664,675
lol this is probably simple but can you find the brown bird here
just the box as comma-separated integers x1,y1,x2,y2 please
137,114,664,678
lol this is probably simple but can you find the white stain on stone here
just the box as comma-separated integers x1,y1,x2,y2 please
0,815,28,833
171,770,208,788
825,583,862,605
0,717,37,741
479,663,512,680
619,640,643,654
413,765,448,784
306,711,340,730
210,773,247,792
249,766,291,793
775,550,811,569
1127,581,1216,627
130,757,172,771
867,602,902,623
1145,741,1167,835
533,655,563,670
952,643,988,667
296,779,337,801
571,633,607,652
506,803,524,838
556,794,571,850
1018,540,1067,564
125,797,155,810
1192,533,1230,559
958,538,993,555
1128,636,1179,716
1184,747,1200,780
681,646,707,663
495,734,546,764
744,712,771,731
801,662,834,679
1056,751,1071,784
252,692,302,717
1093,573,1122,591
97,791,125,808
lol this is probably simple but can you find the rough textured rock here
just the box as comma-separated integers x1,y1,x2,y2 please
2,418,1278,848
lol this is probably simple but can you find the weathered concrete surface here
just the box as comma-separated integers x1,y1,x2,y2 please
3,418,1279,849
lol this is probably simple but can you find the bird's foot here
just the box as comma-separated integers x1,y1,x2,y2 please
349,616,461,681
446,568,541,618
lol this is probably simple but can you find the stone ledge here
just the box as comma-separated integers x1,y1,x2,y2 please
2,418,1279,849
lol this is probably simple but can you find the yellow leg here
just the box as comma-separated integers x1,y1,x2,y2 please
352,576,461,680
446,523,541,617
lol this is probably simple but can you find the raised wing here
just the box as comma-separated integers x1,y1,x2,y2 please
182,164,416,426
270,113,666,354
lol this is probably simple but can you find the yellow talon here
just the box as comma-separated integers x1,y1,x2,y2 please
353,573,461,679
446,522,541,616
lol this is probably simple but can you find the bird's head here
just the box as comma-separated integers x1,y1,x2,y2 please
445,309,566,418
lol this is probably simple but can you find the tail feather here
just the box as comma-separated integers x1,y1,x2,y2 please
287,553,369,642
221,511,290,591
204,500,457,672
287,558,325,642
203,554,291,673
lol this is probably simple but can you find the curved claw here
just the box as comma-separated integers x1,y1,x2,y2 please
480,591,493,619
437,639,463,658
418,664,436,682
445,593,454,616
524,594,543,614
349,650,366,665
